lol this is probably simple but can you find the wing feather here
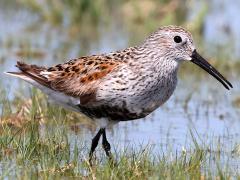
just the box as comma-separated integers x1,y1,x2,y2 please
10,55,122,105
45,55,121,98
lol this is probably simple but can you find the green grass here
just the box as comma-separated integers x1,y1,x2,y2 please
0,89,238,179
18,0,190,29
0,125,234,179
1,0,240,179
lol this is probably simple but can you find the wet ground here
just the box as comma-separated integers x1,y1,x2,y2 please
1,1,240,173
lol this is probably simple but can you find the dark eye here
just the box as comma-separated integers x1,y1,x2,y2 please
174,36,182,43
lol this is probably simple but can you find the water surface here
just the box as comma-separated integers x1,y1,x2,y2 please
1,1,240,173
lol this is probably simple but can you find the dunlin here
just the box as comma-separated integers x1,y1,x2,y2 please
5,26,232,160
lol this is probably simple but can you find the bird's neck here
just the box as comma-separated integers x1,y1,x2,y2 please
130,46,180,78
122,46,179,113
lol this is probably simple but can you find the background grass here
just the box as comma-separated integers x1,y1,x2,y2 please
0,0,240,179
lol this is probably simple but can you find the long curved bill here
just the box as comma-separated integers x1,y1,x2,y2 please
191,50,233,90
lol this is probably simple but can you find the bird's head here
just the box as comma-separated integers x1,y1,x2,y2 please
143,25,232,90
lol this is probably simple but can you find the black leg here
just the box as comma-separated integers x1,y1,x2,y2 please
89,128,104,162
102,128,112,158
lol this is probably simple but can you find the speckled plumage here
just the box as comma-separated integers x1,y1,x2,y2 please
9,26,192,121
6,25,232,160
6,25,233,123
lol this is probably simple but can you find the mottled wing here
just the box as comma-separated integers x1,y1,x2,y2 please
6,50,136,120
41,55,120,102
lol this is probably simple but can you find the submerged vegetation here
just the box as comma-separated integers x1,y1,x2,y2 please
0,79,239,178
0,0,240,179
0,89,239,178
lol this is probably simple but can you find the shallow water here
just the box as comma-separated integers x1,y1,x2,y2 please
1,1,240,173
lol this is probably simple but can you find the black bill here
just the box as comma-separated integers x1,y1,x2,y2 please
191,50,233,90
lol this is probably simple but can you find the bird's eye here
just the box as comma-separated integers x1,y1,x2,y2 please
174,36,182,43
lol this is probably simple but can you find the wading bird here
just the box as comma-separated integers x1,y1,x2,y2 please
5,26,232,161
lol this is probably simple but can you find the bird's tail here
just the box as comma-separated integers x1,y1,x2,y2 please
4,61,50,88
5,61,82,112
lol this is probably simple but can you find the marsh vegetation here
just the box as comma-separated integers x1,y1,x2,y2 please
0,0,240,179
